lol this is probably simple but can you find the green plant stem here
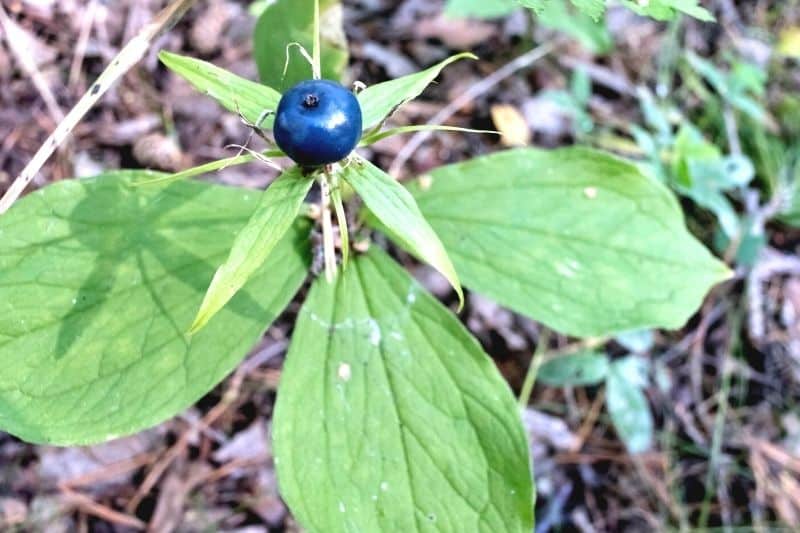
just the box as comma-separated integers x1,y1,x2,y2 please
328,169,349,268
518,328,551,408
312,0,321,80
318,173,337,282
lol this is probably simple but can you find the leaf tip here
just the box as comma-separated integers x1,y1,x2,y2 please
187,313,209,336
717,262,735,283
455,287,465,313
452,52,479,63
157,49,174,64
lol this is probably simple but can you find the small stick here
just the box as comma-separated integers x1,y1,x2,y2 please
0,0,200,215
61,487,146,530
69,0,99,89
58,453,155,490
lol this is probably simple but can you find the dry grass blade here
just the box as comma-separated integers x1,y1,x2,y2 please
0,0,200,215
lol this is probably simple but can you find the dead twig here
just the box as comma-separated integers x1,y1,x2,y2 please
57,452,156,490
61,486,146,530
68,0,99,89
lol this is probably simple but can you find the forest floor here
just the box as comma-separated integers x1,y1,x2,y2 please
1,0,800,531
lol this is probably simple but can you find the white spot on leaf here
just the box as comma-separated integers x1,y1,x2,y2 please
555,261,577,278
406,287,417,305
337,363,351,382
418,174,434,190
368,320,381,346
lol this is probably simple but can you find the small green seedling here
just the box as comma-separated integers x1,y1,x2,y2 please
0,1,729,531
537,347,654,454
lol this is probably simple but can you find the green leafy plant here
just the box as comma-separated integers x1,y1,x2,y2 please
620,50,788,267
632,100,756,241
445,0,714,23
541,68,595,138
0,1,729,530
538,350,654,453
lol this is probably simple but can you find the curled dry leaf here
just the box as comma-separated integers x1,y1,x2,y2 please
491,103,532,146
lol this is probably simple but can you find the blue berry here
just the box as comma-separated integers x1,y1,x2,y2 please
273,79,363,167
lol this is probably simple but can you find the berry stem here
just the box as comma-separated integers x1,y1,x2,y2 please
327,168,349,269
318,173,337,282
312,0,321,80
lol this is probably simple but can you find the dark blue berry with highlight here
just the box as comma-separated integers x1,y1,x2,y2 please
273,79,363,167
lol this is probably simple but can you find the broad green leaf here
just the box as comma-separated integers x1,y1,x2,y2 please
672,122,722,187
445,0,517,19
672,124,755,238
606,356,653,454
519,0,713,21
685,53,766,122
358,53,476,131
615,329,655,354
541,70,596,136
519,0,604,21
253,0,348,92
542,86,595,136
408,148,731,337
538,352,609,387
517,0,606,21
190,168,314,334
619,0,714,21
568,0,605,19
160,51,280,128
342,157,463,308
536,2,612,54
273,249,533,532
0,172,310,445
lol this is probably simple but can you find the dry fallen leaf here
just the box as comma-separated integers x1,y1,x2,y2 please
778,27,800,59
415,14,497,50
491,104,531,147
